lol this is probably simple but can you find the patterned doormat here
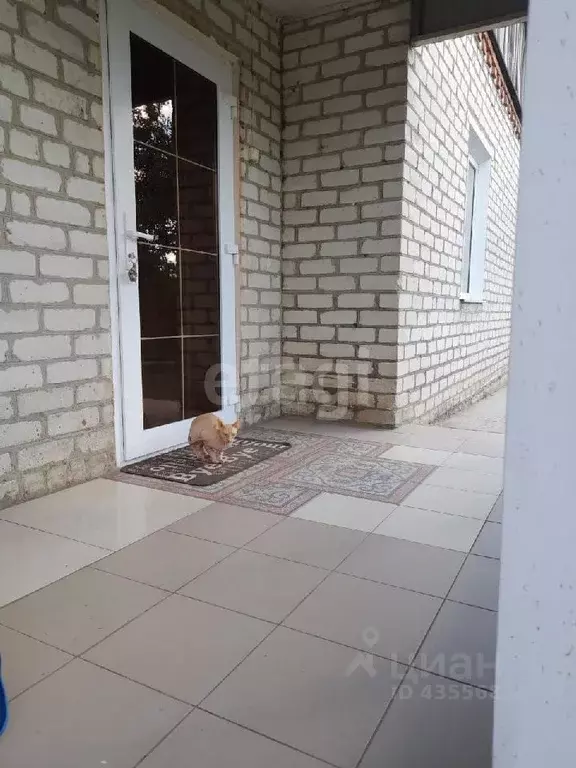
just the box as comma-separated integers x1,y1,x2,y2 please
121,438,291,487
115,428,434,515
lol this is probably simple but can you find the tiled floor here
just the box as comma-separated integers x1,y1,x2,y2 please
0,390,506,767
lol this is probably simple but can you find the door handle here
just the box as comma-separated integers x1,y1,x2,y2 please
127,252,138,283
126,230,154,242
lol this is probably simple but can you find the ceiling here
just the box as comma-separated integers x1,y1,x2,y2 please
261,0,353,19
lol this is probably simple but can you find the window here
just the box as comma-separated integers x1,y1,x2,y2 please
461,127,491,302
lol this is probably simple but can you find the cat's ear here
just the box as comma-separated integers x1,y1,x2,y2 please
232,420,240,429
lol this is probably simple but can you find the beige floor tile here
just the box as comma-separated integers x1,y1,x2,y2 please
0,520,107,609
0,625,71,700
443,452,504,475
374,507,483,553
383,429,466,452
204,627,402,768
459,434,506,458
292,492,396,533
180,550,327,622
0,479,210,550
402,484,497,519
0,659,189,768
139,709,327,768
84,594,272,704
0,568,166,654
285,572,441,664
423,467,503,495
246,517,366,569
169,502,281,546
380,445,452,465
94,529,234,591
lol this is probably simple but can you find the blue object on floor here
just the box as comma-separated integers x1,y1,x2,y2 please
0,653,8,737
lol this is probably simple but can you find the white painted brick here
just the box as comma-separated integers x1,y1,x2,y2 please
205,1,233,33
343,147,383,166
0,0,18,28
10,129,40,160
339,257,379,273
302,79,341,101
20,104,57,136
338,222,378,239
301,43,339,65
36,197,91,227
344,31,383,54
10,280,69,304
57,6,100,41
40,253,94,279
0,93,12,121
14,335,71,362
43,140,71,168
18,387,74,416
0,454,12,476
7,221,66,250
320,310,356,325
320,241,358,257
342,111,382,130
47,358,98,384
343,70,384,92
76,380,112,404
298,226,334,242
338,327,376,343
18,438,74,471
73,284,109,305
301,326,335,341
48,406,100,436
0,421,42,449
284,341,318,356
0,29,11,57
13,38,57,79
284,28,321,51
0,340,7,363
320,169,359,187
75,151,90,174
0,365,42,392
1,159,61,192
25,12,84,59
322,56,361,77
298,294,333,309
323,95,362,115
76,426,114,455
319,276,356,291
34,79,87,118
66,177,105,203
0,249,36,276
44,308,95,331
300,259,336,275
63,119,103,151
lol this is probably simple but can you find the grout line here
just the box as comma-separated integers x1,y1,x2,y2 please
132,707,197,768
194,708,343,768
0,517,114,553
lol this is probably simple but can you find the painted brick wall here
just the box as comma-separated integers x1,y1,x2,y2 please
281,0,410,425
396,34,520,424
0,0,282,508
0,0,113,507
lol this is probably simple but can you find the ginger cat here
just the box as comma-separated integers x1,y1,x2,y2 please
188,413,240,464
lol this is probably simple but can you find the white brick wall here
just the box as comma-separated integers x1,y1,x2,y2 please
0,0,282,508
281,0,409,424
396,34,520,423
0,0,113,507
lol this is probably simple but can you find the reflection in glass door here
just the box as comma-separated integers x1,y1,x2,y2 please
130,34,221,429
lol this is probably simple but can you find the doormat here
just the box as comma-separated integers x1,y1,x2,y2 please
121,438,291,487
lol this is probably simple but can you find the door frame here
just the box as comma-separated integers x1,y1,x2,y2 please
99,0,240,465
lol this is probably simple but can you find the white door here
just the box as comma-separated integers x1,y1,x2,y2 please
106,0,238,462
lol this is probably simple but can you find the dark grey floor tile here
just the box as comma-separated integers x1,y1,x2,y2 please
204,626,403,768
246,517,366,570
359,670,494,768
448,555,501,611
337,535,465,598
285,572,441,664
472,522,502,559
488,494,503,523
139,709,327,768
416,601,498,690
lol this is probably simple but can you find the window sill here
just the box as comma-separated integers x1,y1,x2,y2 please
460,294,484,305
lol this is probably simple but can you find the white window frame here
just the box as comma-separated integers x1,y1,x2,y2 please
460,125,492,303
